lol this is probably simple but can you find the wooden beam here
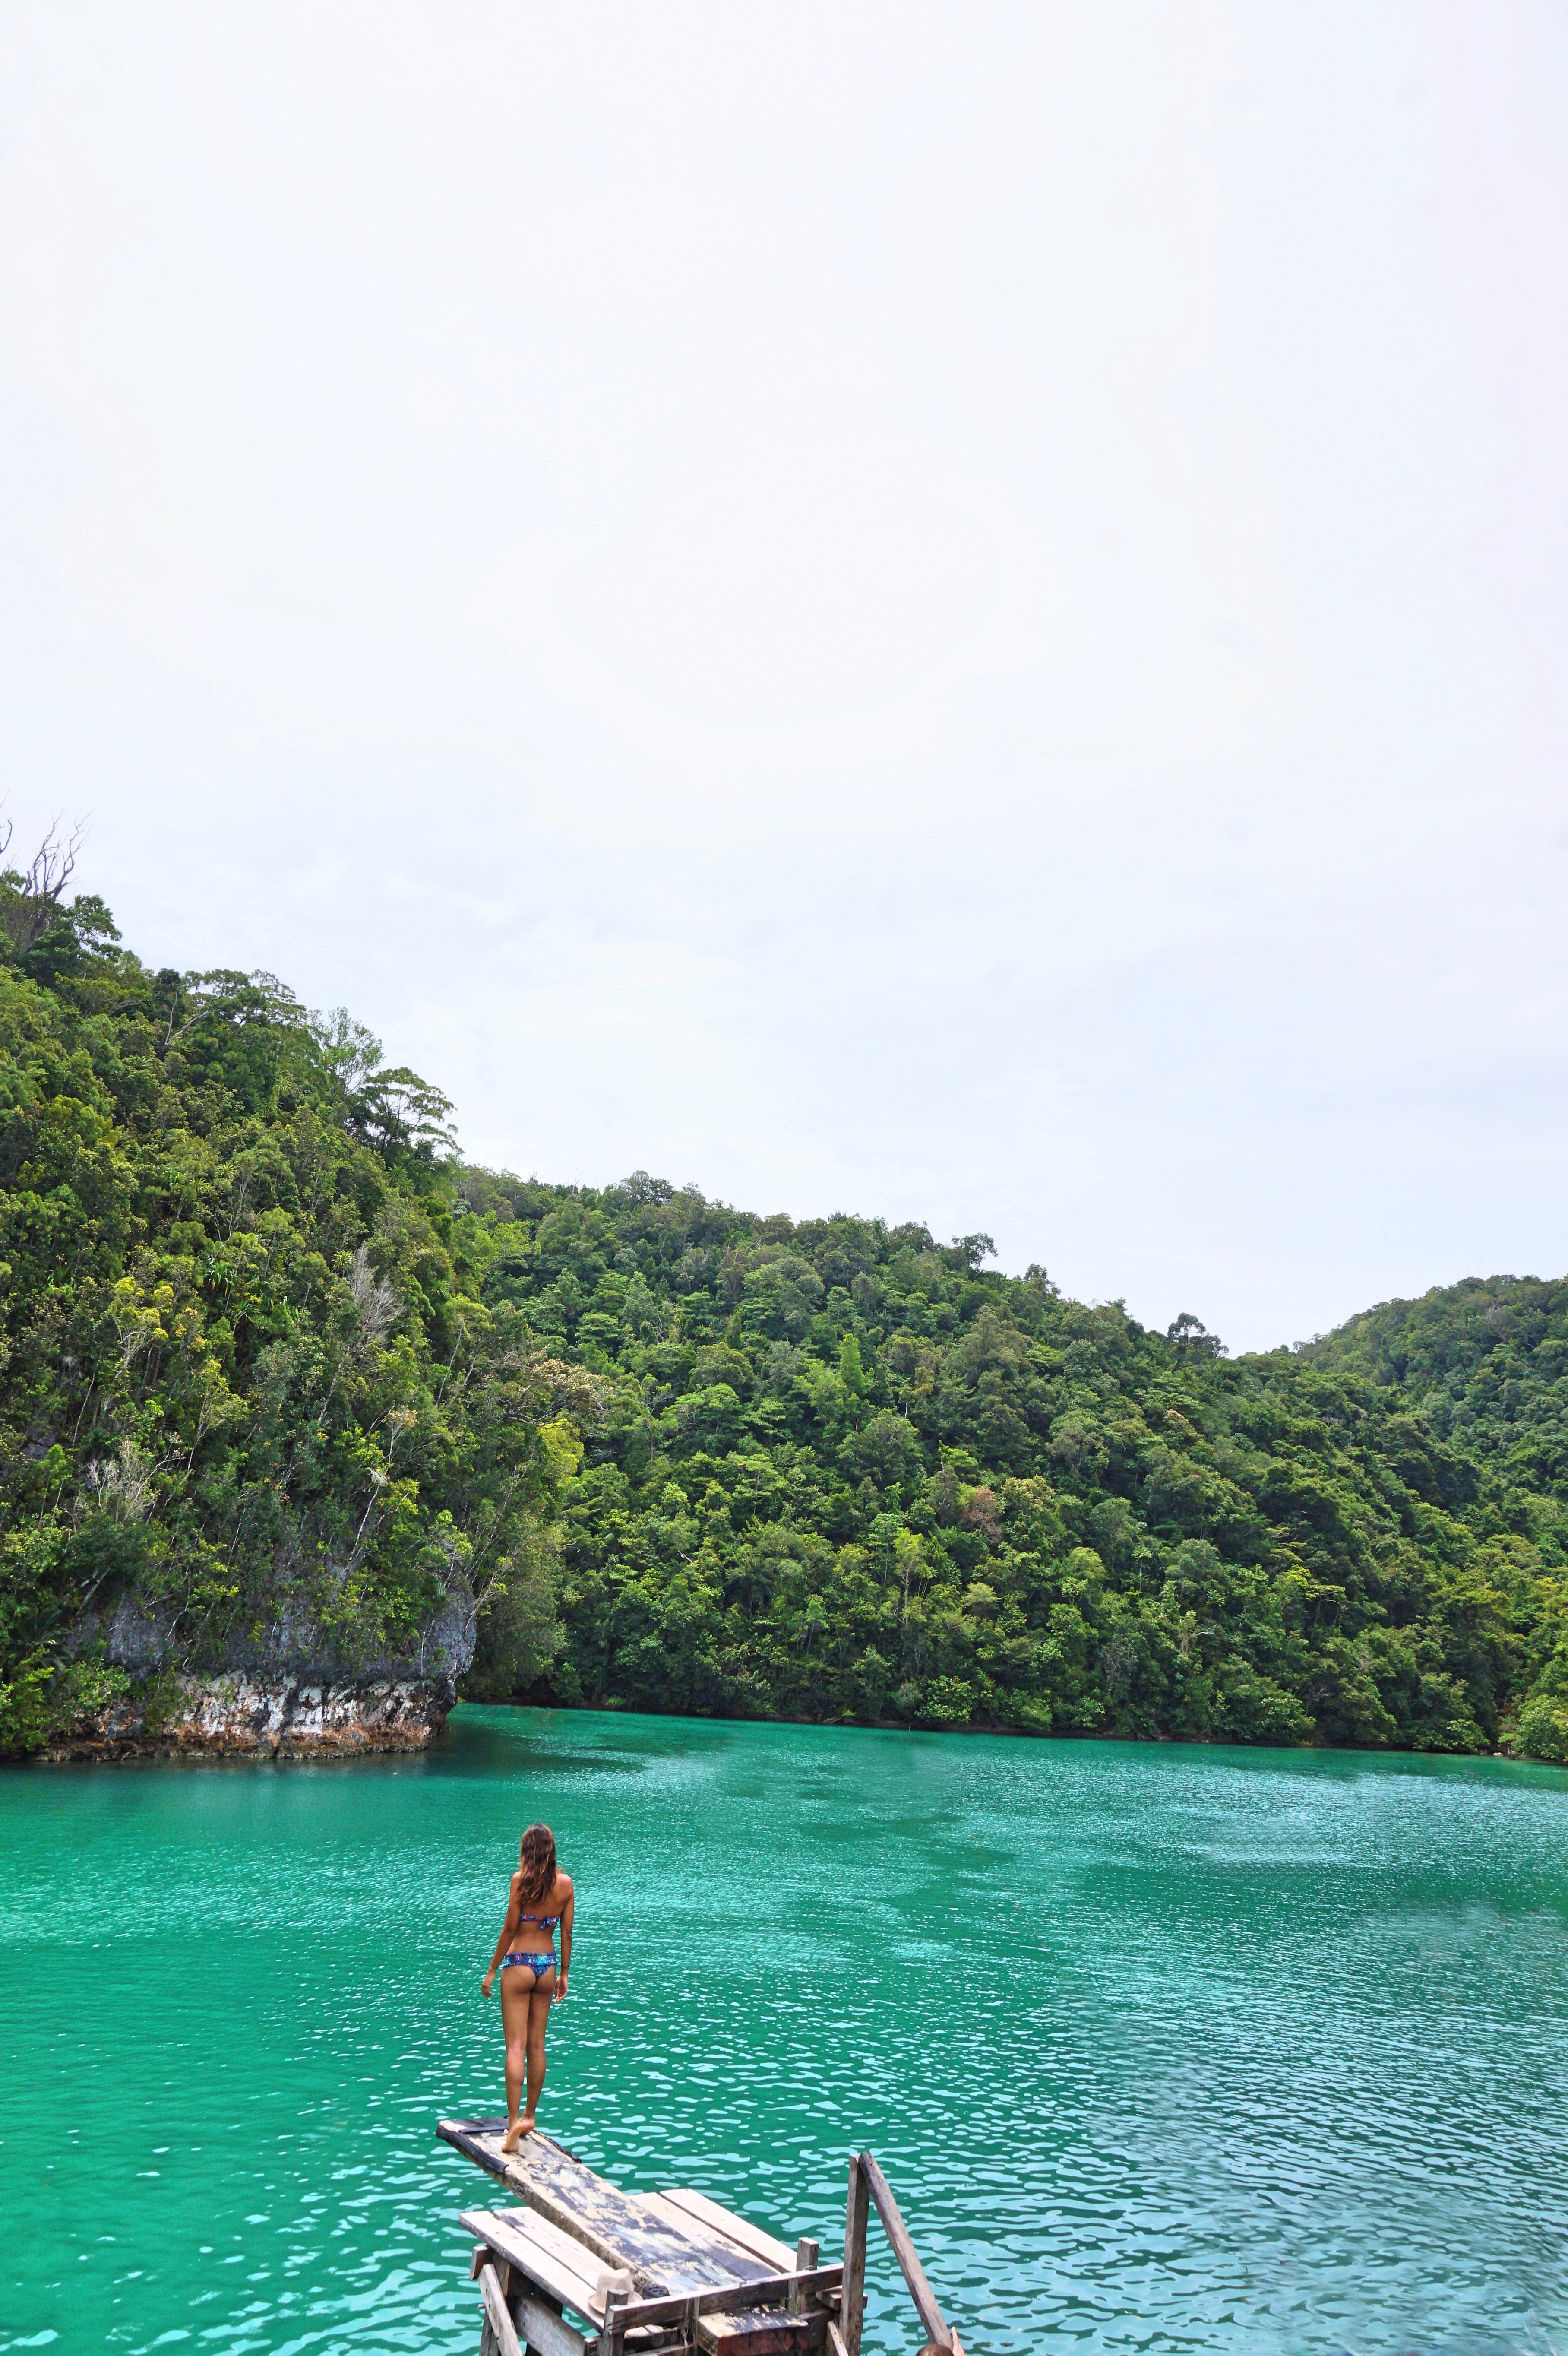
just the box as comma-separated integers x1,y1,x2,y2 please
841,2157,869,2356
514,2289,588,2356
697,2305,827,2356
856,2156,950,2355
481,2261,526,2356
474,2244,516,2296
609,2264,843,2335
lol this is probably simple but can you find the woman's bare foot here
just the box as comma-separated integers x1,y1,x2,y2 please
518,2112,536,2139
501,2116,525,2153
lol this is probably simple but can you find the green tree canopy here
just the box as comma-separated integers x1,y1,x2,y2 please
5,861,1568,1763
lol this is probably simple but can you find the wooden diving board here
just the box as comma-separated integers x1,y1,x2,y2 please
439,2118,837,2356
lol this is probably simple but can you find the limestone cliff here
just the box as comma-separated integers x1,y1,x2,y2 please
47,1669,453,1759
44,1586,475,1760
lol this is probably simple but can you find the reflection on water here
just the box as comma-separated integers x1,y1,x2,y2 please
3,1710,1567,2356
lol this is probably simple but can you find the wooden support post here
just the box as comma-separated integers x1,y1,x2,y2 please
479,2258,525,2356
857,2154,951,2355
601,2280,631,2356
787,2238,819,2316
841,2158,869,2356
506,2270,579,2356
514,2292,588,2356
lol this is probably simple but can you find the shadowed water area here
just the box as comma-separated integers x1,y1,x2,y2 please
3,1709,1567,2356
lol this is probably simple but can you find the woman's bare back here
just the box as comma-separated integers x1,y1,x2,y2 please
504,1867,572,1959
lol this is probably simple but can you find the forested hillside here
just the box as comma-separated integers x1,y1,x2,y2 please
1304,1277,1568,1491
459,1175,1568,1757
1302,1278,1568,1759
0,836,591,1754
4,845,1568,1759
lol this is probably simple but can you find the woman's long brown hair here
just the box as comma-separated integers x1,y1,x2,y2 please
517,1822,558,1906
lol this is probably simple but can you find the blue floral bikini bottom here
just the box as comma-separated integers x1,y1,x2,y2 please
500,1951,557,1976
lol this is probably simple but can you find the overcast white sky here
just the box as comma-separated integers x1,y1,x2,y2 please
3,1,1566,1351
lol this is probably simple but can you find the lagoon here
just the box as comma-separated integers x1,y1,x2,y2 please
3,1710,1567,2356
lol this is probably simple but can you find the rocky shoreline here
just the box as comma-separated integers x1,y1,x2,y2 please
45,1672,454,1761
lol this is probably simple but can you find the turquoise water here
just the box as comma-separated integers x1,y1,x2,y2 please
3,1711,1568,2356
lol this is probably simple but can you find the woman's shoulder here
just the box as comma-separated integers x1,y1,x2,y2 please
555,1870,575,1900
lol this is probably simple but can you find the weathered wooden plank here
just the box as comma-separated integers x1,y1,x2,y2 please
826,2322,850,2356
461,2208,607,2322
656,2190,796,2274
610,2264,844,2335
462,2210,604,2323
443,2119,757,2293
481,2261,526,2356
637,2195,779,2284
442,2118,622,2226
443,2118,615,2214
696,2306,826,2356
563,2192,760,2291
514,2288,589,2356
514,2207,627,2299
442,2115,531,2186
840,2158,869,2356
446,2124,661,2284
856,2156,950,2355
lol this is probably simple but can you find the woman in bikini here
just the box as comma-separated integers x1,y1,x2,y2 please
481,1821,574,2150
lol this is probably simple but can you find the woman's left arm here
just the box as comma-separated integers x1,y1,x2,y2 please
555,1881,574,2002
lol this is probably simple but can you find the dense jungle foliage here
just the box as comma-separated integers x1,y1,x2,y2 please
5,850,1568,1760
0,846,592,1755
462,1178,1568,1759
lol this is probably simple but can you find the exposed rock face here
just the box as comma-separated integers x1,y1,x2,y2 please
44,1580,478,1762
46,1671,454,1761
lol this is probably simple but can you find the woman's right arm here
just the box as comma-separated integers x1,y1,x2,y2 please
481,1877,521,1998
555,1880,574,2002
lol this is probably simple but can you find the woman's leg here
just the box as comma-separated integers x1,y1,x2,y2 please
523,1970,556,2127
499,1969,537,2148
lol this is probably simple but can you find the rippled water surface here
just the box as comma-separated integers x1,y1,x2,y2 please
4,1711,1568,2356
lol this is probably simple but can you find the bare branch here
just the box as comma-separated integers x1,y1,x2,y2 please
2,813,89,952
24,817,82,906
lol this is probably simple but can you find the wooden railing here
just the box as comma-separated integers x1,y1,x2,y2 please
836,2153,961,2356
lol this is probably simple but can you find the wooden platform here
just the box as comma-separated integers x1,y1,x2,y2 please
439,2118,840,2356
